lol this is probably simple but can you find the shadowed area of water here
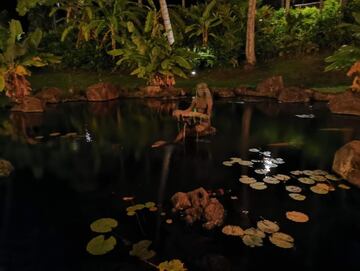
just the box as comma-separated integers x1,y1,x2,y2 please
0,98,359,271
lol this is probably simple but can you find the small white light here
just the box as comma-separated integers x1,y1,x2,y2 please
191,70,197,76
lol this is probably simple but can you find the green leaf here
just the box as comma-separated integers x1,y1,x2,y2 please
29,28,42,48
85,7,93,20
171,67,187,78
107,49,123,56
145,11,155,33
127,21,135,33
203,0,217,19
86,235,117,256
61,26,74,42
129,240,156,260
0,75,4,91
158,259,187,271
90,218,118,233
173,56,192,69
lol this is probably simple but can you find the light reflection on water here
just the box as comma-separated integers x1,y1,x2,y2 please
0,98,359,270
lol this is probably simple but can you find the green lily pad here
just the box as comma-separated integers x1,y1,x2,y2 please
129,240,156,260
145,202,156,208
86,235,116,255
90,218,118,233
158,259,187,271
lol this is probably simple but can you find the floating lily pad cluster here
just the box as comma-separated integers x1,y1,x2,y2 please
222,219,295,249
86,218,118,255
223,157,254,167
126,202,157,216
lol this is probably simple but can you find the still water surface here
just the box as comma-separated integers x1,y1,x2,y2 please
0,98,359,271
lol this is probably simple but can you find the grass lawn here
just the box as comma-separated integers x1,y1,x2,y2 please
29,55,351,94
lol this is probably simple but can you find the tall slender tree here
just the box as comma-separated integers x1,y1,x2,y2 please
245,0,256,67
159,0,175,45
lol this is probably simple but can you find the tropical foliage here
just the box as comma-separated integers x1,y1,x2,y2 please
0,20,59,100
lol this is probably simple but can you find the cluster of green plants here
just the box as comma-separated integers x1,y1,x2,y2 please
0,0,357,91
14,0,355,70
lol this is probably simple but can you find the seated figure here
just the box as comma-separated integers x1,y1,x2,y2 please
173,82,215,142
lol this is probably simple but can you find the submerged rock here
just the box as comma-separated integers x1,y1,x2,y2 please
171,187,225,230
11,96,44,113
328,91,360,116
86,83,120,102
0,159,14,177
332,140,360,188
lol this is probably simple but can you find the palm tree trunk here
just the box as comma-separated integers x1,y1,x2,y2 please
245,0,256,66
285,0,290,14
159,0,175,45
182,0,186,8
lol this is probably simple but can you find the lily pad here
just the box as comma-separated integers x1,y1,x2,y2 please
285,185,302,193
222,225,244,236
298,177,315,185
145,202,156,208
286,211,309,223
310,184,329,194
0,159,14,177
310,175,327,182
269,232,294,249
230,158,254,167
129,240,156,260
90,218,118,233
158,259,186,271
127,211,136,216
312,170,328,175
290,170,303,176
244,227,266,238
49,132,61,137
338,184,350,190
263,176,280,184
222,161,234,167
273,174,291,181
303,170,314,176
325,174,341,181
255,169,270,175
257,220,279,233
289,193,306,201
239,175,257,184
249,148,260,152
86,235,116,255
242,234,263,247
250,182,268,190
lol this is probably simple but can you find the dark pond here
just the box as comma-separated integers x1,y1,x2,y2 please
0,98,360,271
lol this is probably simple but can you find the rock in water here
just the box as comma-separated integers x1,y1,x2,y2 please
332,140,360,188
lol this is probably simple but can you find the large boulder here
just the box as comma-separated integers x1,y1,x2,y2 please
86,83,120,102
255,76,284,98
278,87,313,103
332,140,360,188
35,87,62,103
328,91,360,116
11,96,44,113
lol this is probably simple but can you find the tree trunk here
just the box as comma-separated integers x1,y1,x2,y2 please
182,0,186,8
138,0,142,7
285,0,290,14
245,0,256,66
319,0,324,10
159,0,175,45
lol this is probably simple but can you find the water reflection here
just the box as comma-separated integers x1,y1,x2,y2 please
0,98,359,270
